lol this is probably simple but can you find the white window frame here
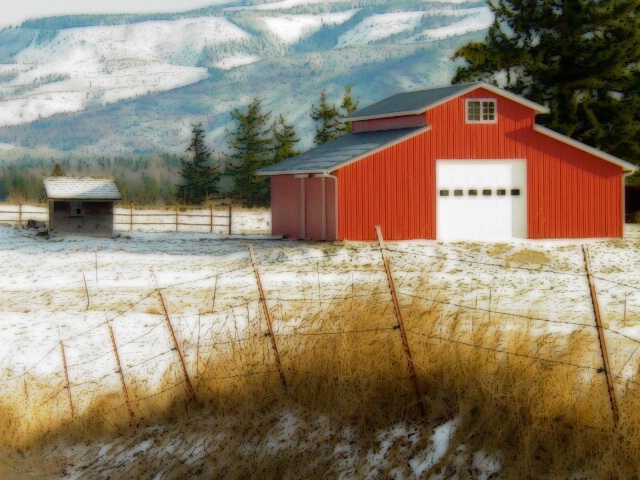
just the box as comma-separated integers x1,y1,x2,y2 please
465,98,497,124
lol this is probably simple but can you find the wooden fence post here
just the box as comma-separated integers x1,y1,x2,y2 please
156,286,197,401
175,206,179,232
59,339,75,417
210,205,214,233
583,244,619,427
82,272,90,310
376,225,426,416
130,205,133,231
18,203,22,227
106,318,134,421
248,245,287,390
228,205,232,235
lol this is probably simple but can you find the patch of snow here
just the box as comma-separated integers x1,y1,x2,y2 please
225,0,348,11
0,142,16,150
213,54,261,70
472,450,502,479
409,417,459,477
336,12,426,48
260,11,358,44
405,8,493,41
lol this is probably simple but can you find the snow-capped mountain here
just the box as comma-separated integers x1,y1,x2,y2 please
0,0,491,157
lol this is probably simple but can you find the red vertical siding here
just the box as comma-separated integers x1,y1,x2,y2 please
335,87,624,240
337,131,434,240
270,175,301,239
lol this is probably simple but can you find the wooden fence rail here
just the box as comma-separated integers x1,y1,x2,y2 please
0,203,233,234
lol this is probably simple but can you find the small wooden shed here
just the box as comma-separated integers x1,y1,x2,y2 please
43,177,121,237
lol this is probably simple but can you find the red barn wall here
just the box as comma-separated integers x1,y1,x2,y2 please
305,177,324,240
335,87,623,240
270,175,301,239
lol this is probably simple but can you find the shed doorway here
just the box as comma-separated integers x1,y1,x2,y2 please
436,160,527,241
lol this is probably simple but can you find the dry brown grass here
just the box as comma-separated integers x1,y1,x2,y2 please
2,275,640,478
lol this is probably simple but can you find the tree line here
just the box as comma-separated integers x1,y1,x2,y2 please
176,86,358,207
0,87,358,205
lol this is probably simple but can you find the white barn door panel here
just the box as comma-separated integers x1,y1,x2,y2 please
436,160,526,241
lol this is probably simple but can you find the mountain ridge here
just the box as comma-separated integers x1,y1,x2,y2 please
0,0,491,159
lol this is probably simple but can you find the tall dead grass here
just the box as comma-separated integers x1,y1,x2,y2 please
2,279,640,478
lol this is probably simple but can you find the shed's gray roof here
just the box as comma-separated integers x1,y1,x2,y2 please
43,177,122,200
257,127,427,175
345,81,549,121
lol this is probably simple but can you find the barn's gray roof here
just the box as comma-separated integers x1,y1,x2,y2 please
43,177,122,200
345,83,479,120
257,127,427,175
345,82,549,121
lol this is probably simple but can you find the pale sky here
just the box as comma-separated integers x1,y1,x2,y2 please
0,1,233,28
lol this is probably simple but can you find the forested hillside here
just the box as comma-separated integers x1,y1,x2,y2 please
0,0,490,160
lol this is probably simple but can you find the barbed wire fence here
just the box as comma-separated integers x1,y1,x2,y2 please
3,229,640,432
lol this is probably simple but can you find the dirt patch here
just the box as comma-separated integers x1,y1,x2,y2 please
506,249,549,265
487,244,513,258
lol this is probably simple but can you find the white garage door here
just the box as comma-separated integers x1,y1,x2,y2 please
436,160,526,241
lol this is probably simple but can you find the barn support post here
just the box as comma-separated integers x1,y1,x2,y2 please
582,245,619,427
106,317,134,422
375,225,426,416
155,285,197,402
59,339,75,417
248,245,287,390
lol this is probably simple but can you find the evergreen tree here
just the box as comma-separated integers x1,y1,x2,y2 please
311,86,361,143
338,85,360,134
177,123,219,205
452,0,640,163
51,163,64,176
226,97,274,207
311,90,340,145
272,115,300,162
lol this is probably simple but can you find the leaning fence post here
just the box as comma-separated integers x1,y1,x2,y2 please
376,225,426,416
583,244,619,427
248,245,287,390
106,317,134,422
155,282,197,402
59,338,75,417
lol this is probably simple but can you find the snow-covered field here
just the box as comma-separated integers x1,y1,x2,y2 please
1,220,639,478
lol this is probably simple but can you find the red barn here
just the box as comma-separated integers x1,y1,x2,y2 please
258,82,638,241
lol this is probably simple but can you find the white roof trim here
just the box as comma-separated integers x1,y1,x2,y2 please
533,125,639,173
347,82,550,122
259,127,431,176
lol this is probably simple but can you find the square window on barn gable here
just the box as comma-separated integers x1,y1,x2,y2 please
466,99,497,123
